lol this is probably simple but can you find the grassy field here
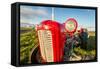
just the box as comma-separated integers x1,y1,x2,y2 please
88,31,95,50
74,31,96,60
20,27,38,64
88,31,95,36
20,27,96,64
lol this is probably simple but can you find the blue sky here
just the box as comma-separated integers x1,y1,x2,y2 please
54,8,95,28
20,5,95,31
20,6,52,24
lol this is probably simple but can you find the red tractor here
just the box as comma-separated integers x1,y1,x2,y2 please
30,18,78,63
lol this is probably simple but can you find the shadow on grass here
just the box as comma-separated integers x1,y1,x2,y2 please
73,35,96,60
87,36,95,51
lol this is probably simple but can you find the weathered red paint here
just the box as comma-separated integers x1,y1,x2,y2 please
36,20,66,62
36,18,78,62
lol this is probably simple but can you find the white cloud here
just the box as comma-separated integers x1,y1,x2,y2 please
20,6,51,24
20,6,48,17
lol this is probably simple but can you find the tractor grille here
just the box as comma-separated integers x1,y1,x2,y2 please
38,30,54,62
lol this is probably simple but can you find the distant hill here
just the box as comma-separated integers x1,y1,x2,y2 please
21,23,35,27
88,31,95,36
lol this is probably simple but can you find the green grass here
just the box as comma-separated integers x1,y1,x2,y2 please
74,47,95,56
20,27,32,31
20,29,38,64
20,28,96,63
74,31,96,60
87,36,95,50
88,31,95,36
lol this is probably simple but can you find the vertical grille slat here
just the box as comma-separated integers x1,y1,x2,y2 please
38,30,54,62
